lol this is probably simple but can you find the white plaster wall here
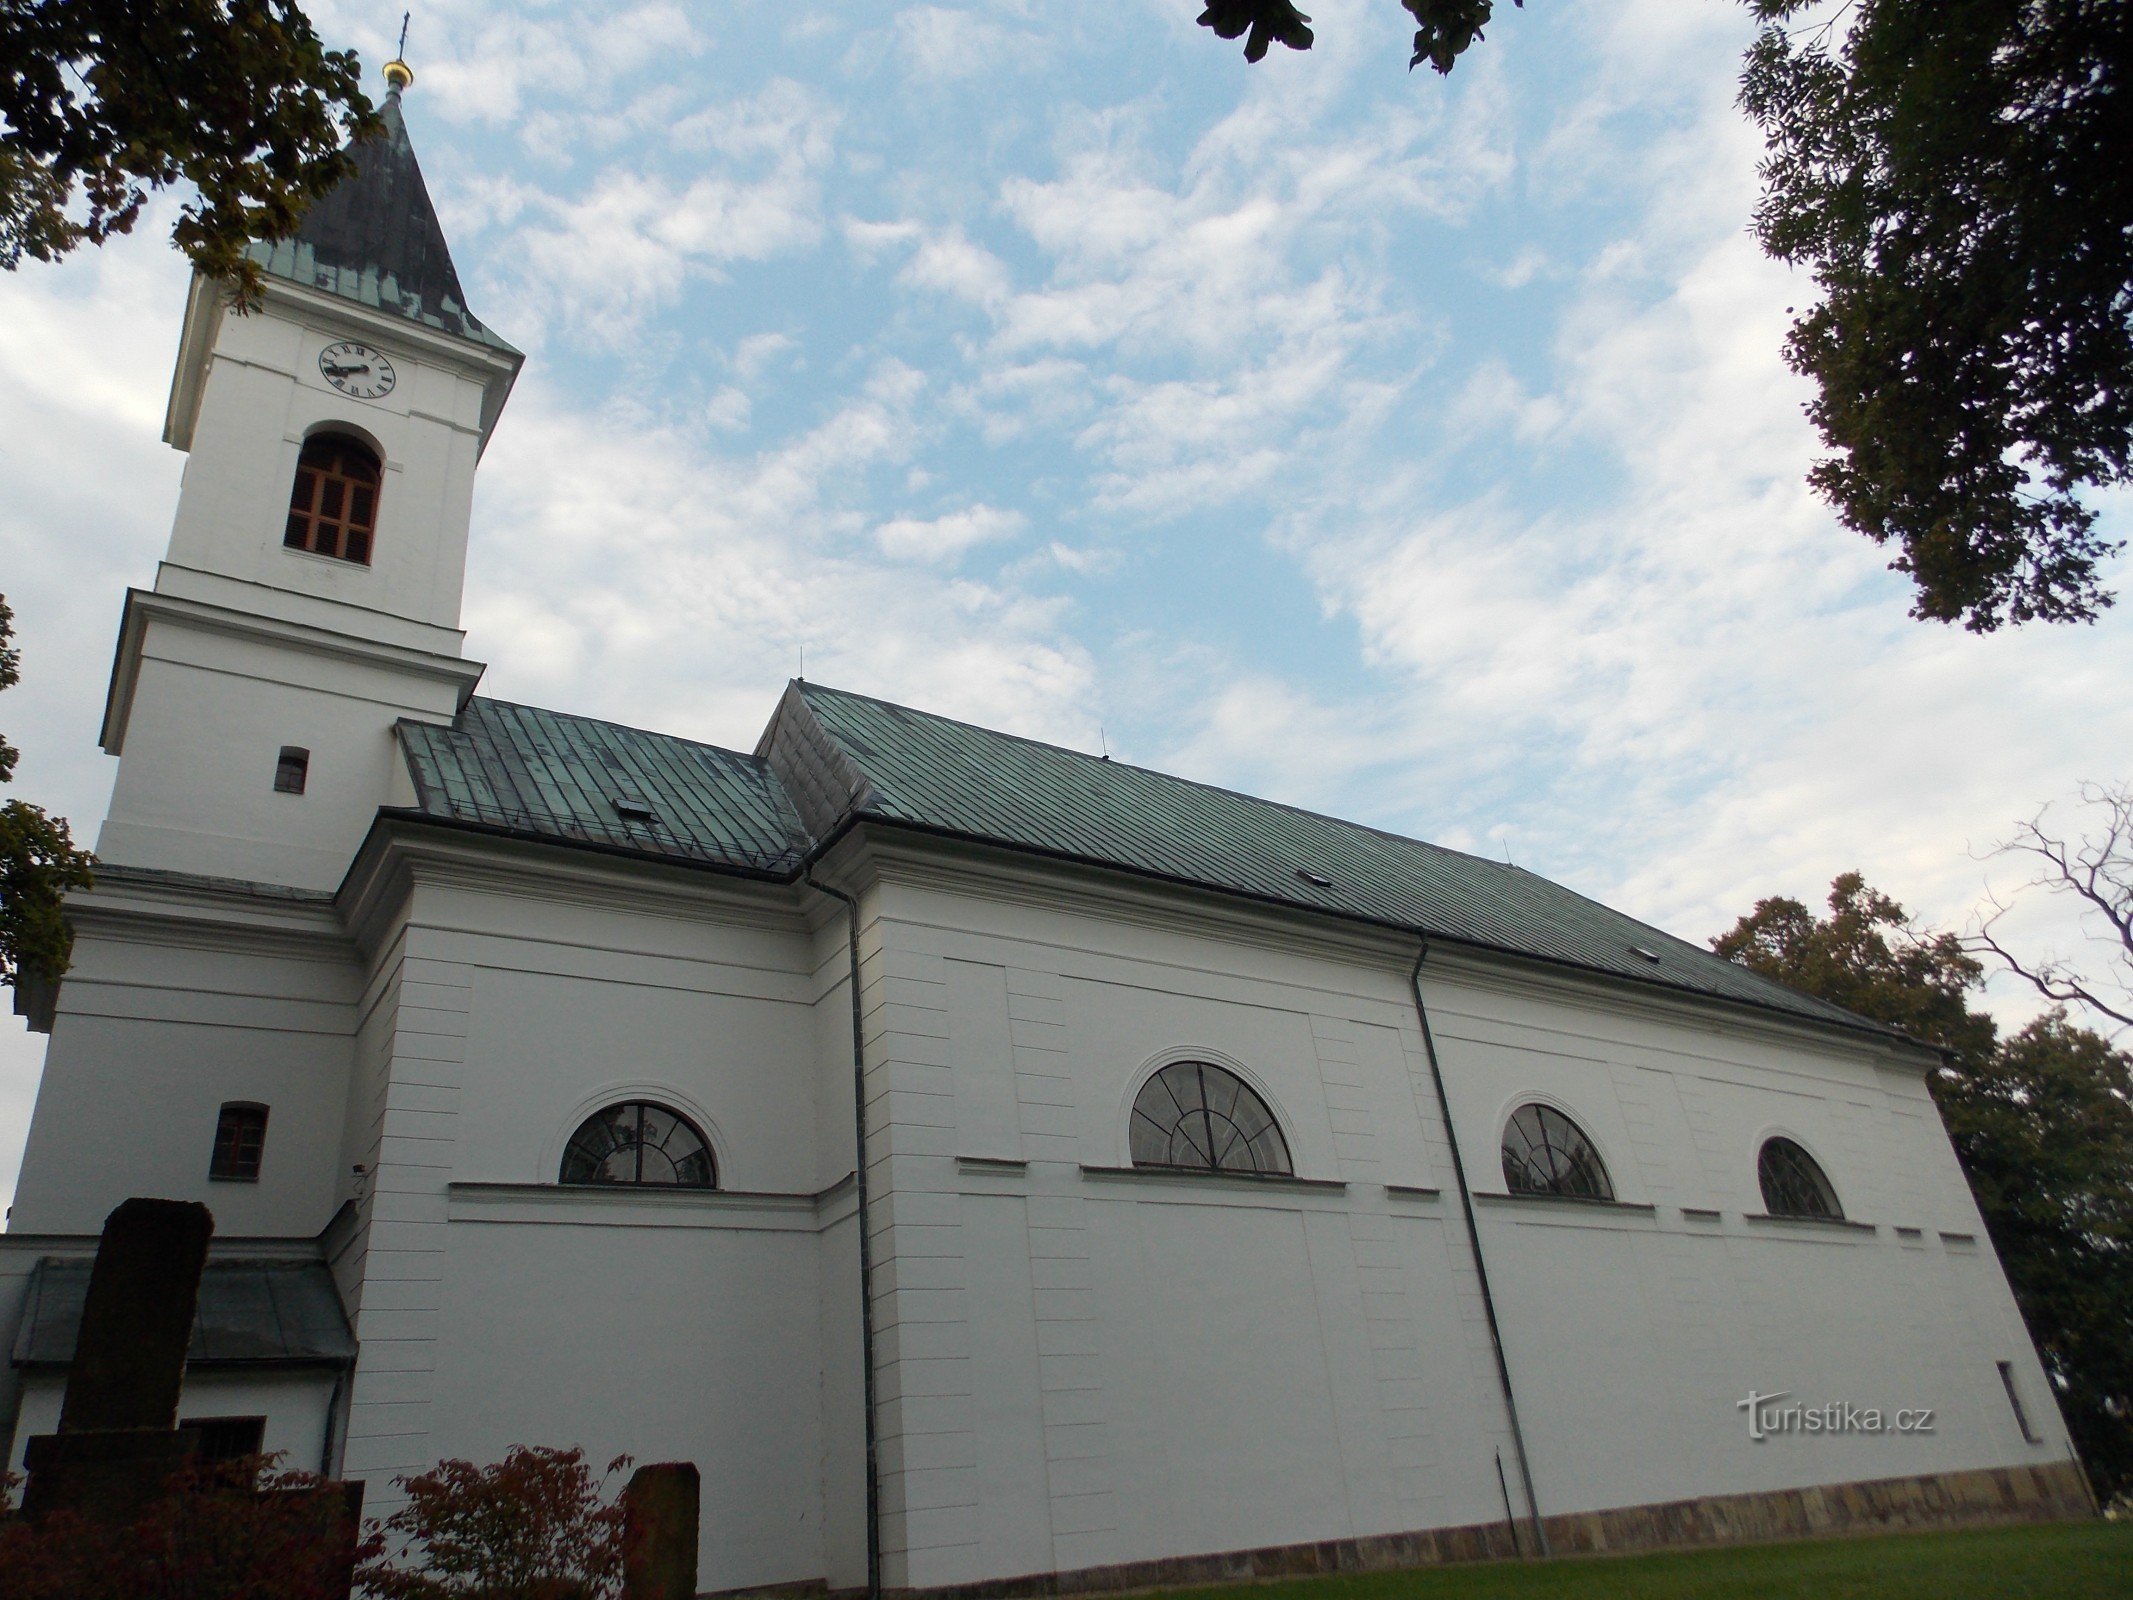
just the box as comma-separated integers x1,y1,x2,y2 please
166,301,486,634
7,1369,339,1476
837,849,2078,1591
97,617,465,891
1420,958,2073,1515
427,1206,830,1591
334,850,847,1590
840,861,1525,1591
9,917,358,1238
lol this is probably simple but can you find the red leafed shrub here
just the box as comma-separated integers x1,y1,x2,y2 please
356,1445,632,1600
0,1456,372,1600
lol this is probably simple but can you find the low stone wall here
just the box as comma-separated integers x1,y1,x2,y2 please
880,1460,2094,1600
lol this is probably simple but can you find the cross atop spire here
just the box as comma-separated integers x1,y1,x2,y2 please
384,13,414,95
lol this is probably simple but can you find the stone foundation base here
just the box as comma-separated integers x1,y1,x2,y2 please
884,1460,2095,1600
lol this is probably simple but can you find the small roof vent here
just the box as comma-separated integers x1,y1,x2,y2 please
613,797,658,824
1296,868,1334,889
1631,945,1663,964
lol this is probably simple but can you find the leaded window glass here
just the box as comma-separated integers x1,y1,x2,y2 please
1757,1136,1843,1220
560,1102,716,1187
1129,1061,1292,1176
1501,1103,1613,1200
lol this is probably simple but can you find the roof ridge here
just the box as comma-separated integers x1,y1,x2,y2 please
797,679,1534,882
467,696,768,766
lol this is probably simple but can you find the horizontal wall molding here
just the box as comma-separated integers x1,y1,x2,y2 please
446,1174,856,1231
1079,1164,1347,1195
1742,1212,1879,1236
1472,1190,1659,1216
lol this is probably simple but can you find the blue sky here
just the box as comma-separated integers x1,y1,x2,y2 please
0,0,2127,1207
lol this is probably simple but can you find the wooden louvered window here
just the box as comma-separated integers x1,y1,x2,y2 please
284,434,380,564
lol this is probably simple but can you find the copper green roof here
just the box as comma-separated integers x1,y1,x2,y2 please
14,1258,355,1368
391,685,1887,1040
396,698,811,875
247,89,517,355
763,682,1884,1037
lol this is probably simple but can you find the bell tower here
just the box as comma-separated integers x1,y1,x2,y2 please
96,67,521,891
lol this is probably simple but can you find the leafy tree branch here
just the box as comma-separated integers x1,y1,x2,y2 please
0,596,95,1007
0,0,379,299
1197,0,2133,632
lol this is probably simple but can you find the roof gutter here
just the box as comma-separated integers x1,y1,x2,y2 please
1410,939,1550,1557
830,811,1912,1051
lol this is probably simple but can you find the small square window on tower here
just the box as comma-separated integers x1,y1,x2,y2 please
274,746,309,795
209,1103,269,1182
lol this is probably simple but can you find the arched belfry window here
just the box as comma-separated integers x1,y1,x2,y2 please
1758,1136,1843,1220
285,433,380,564
560,1102,716,1188
1501,1103,1614,1200
1129,1061,1292,1176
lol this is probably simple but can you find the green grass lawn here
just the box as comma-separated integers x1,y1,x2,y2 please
1162,1522,2133,1600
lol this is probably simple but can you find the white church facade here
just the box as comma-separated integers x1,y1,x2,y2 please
0,81,2092,1595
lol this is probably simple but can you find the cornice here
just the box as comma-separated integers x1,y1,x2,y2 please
812,822,1931,1072
99,587,485,755
64,863,351,958
338,814,812,957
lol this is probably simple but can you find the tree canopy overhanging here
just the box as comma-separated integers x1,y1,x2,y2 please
1200,0,2133,632
0,597,95,1005
0,0,377,298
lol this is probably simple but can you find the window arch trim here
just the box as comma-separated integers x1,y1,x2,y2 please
284,429,383,565
546,1084,725,1188
1126,1055,1294,1177
1756,1133,1845,1221
563,1100,720,1194
1498,1099,1615,1201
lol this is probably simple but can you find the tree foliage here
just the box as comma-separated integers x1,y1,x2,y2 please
1716,873,2133,1497
1198,1,2133,631
0,1454,369,1600
0,0,377,298
0,597,94,1003
1742,0,2133,630
356,1445,632,1600
1196,1,1521,72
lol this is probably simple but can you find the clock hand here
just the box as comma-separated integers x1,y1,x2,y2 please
323,363,372,377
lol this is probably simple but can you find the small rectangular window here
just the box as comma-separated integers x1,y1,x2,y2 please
1997,1360,2042,1443
210,1103,269,1182
274,746,309,795
179,1416,267,1463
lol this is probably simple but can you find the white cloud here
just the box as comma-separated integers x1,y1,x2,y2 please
481,79,839,344
901,230,1014,309
875,504,1026,562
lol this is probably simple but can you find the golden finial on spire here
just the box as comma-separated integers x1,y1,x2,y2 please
383,12,414,92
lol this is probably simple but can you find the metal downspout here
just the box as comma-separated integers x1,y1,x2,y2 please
805,867,883,1600
1409,940,1551,1557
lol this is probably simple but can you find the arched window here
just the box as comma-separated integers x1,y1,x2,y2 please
1758,1136,1843,1220
1501,1103,1613,1200
1129,1061,1292,1176
284,433,380,564
559,1102,716,1188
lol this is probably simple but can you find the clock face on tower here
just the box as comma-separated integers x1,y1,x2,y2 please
318,341,397,400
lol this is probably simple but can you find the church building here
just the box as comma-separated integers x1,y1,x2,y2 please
0,71,2092,1595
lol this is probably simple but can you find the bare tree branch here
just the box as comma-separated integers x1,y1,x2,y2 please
1971,782,2133,1033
